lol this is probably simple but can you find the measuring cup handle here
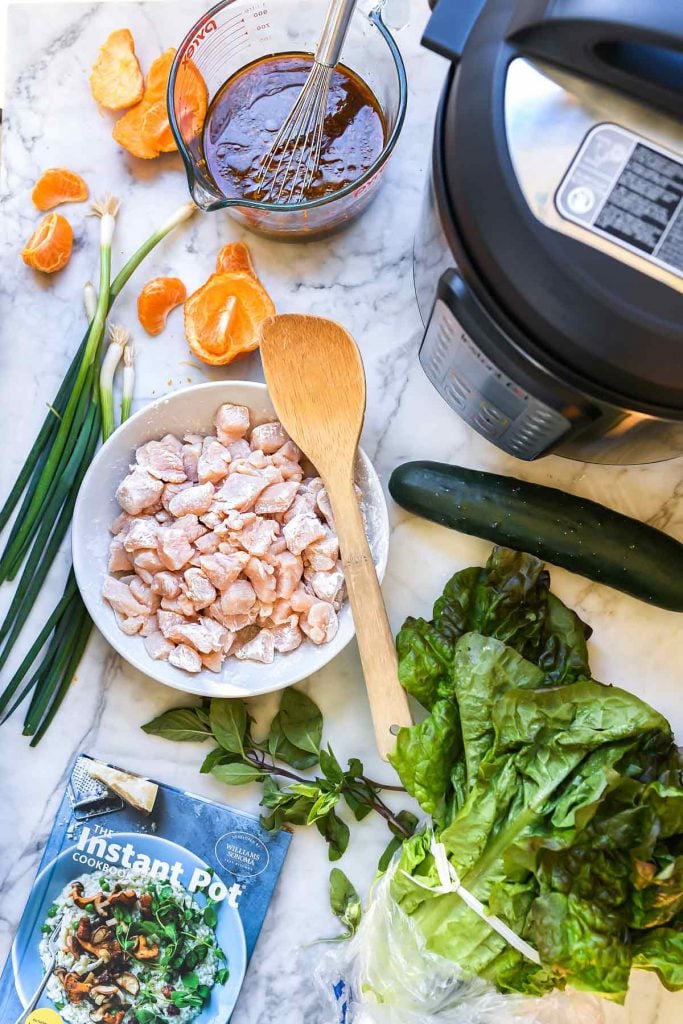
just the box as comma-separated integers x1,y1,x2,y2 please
316,0,358,66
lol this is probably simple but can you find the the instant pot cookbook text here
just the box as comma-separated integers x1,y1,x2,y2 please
0,754,290,1023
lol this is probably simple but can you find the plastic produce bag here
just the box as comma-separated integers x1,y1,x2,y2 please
314,863,606,1024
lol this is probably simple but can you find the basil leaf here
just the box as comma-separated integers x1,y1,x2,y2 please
268,712,319,769
200,747,240,774
329,868,361,935
142,707,211,743
377,835,402,872
317,810,350,861
279,688,323,755
319,746,344,784
210,698,247,755
211,762,264,786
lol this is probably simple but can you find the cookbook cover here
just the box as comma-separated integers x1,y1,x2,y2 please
0,753,291,1024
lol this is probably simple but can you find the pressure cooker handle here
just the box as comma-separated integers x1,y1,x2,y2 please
422,0,487,62
507,0,683,117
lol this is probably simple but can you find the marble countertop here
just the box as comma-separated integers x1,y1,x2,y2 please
1,2,682,1022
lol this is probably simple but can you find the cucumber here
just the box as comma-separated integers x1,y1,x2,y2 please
388,461,683,612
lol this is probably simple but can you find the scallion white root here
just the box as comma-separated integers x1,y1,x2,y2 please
100,324,128,442
121,344,135,424
83,282,98,324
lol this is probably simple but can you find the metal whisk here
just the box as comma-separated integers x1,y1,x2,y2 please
259,0,358,204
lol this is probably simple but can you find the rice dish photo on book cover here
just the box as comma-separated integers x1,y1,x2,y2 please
0,753,291,1024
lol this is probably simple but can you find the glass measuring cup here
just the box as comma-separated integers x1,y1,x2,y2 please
168,0,407,239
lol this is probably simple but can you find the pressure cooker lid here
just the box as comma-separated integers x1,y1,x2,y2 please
426,0,683,414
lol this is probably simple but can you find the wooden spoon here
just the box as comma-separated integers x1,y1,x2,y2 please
259,313,412,760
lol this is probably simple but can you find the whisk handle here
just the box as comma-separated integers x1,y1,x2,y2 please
315,0,358,66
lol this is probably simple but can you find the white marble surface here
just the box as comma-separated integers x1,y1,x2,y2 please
1,2,682,1022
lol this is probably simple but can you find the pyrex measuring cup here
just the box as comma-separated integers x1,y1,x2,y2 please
168,0,407,239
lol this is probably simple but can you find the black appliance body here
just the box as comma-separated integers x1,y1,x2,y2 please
415,0,683,463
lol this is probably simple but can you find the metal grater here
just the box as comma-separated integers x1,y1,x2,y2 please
68,756,124,821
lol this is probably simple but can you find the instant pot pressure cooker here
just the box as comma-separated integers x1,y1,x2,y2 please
414,0,683,464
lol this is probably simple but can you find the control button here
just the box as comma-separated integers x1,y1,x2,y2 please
479,401,509,428
444,382,466,410
446,369,472,402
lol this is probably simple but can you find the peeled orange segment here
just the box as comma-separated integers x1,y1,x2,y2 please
184,271,276,366
22,213,73,274
32,168,89,211
142,99,177,154
112,102,159,159
90,28,144,110
215,241,256,277
112,48,181,159
138,276,187,336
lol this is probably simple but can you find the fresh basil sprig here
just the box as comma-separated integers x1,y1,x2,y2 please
143,688,414,863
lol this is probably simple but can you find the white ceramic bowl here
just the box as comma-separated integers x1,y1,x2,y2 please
73,381,389,698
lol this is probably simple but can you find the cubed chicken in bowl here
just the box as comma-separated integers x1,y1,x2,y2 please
72,381,389,698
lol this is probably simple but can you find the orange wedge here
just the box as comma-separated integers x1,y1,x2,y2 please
22,213,73,274
184,271,275,366
138,276,187,335
90,29,144,110
215,241,256,277
32,168,89,211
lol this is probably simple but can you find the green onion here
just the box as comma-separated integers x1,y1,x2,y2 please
121,344,135,423
0,199,196,741
100,324,128,441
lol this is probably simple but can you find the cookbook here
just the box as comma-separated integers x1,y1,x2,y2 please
0,753,291,1024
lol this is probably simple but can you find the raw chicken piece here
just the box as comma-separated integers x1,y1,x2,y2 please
272,439,301,464
108,536,132,572
116,466,164,515
136,435,186,483
168,482,215,517
199,511,223,530
157,527,194,571
270,598,296,625
155,509,174,525
305,528,340,571
201,651,223,673
184,568,217,610
169,643,202,673
182,436,203,483
290,584,317,615
139,613,158,637
216,403,250,444
194,531,220,555
117,614,145,635
270,616,303,653
245,449,269,470
157,610,185,637
267,536,288,559
123,517,158,552
110,511,133,535
163,620,216,654
160,594,197,617
215,511,256,536
199,551,248,590
254,481,300,515
308,567,345,606
301,601,339,644
198,615,229,652
283,481,323,523
243,557,276,604
258,603,274,621
235,629,275,664
216,473,270,512
221,609,259,632
250,421,289,454
152,571,181,599
225,439,251,460
274,551,304,599
221,579,257,617
103,577,149,618
283,514,327,556
198,438,232,484
129,577,160,612
173,514,205,543
316,488,336,530
144,631,175,661
133,550,165,578
238,518,280,557
162,481,192,512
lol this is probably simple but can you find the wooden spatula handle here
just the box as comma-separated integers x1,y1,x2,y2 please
330,479,413,760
